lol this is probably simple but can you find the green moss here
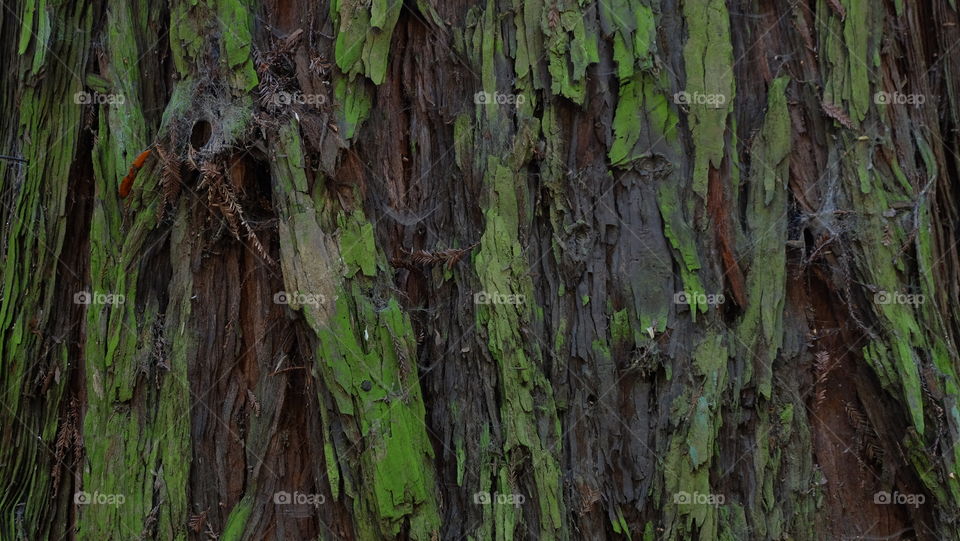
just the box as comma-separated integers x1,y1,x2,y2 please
600,0,658,77
718,503,749,541
333,75,373,139
66,4,202,537
682,0,734,199
608,75,643,166
319,404,342,501
333,0,403,84
612,505,632,539
220,495,253,541
686,396,713,467
338,211,378,277
779,404,794,428
309,292,441,538
216,0,258,89
16,0,35,55
662,333,727,540
271,140,441,538
456,441,466,486
168,2,204,76
592,339,612,361
17,0,50,74
609,72,680,167
657,181,707,319
453,114,475,174
820,0,876,124
894,341,925,435
733,76,791,398
643,521,656,541
474,158,565,538
545,10,599,102
554,317,568,352
611,308,632,347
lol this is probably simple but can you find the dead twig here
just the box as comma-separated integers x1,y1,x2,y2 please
390,243,479,271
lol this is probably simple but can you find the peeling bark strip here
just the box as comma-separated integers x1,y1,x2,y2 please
2,0,960,540
119,148,153,198
707,164,747,308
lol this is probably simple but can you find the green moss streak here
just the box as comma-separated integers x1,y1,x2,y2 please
663,334,727,541
475,158,565,539
332,0,403,85
682,0,734,199
79,2,193,537
271,121,441,539
733,76,791,399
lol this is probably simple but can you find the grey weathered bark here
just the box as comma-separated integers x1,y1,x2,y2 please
2,0,960,539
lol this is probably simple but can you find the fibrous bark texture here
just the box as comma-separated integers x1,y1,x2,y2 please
2,0,960,540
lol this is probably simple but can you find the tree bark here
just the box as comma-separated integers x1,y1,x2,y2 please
2,0,960,539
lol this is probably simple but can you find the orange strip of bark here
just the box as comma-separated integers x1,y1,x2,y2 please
119,148,152,198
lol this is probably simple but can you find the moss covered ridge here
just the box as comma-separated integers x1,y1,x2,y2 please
4,0,960,538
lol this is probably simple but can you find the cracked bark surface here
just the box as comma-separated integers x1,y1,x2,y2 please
2,0,960,539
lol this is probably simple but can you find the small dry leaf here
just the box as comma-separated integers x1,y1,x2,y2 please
390,243,479,271
246,389,261,417
821,101,854,129
189,508,209,533
547,8,561,29
827,0,846,20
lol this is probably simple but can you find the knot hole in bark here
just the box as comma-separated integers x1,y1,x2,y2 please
190,119,213,151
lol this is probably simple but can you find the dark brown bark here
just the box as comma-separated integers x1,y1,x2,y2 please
2,0,960,540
